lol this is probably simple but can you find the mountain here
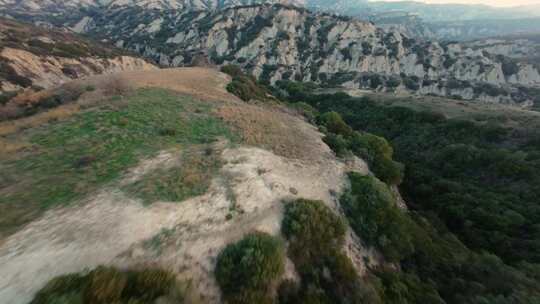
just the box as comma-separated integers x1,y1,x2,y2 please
306,1,540,40
1,2,539,105
69,4,539,106
0,0,305,14
0,18,155,93
2,1,540,303
312,0,540,22
2,64,540,304
426,17,540,41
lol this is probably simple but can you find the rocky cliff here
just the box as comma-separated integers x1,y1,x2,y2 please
80,4,540,106
2,2,539,106
0,18,156,93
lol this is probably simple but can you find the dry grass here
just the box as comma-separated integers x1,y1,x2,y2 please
0,103,80,137
217,103,317,160
0,138,30,155
0,67,236,137
100,75,132,96
117,68,235,102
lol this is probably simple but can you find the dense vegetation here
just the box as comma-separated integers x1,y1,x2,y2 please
221,65,274,102
275,81,540,303
280,199,381,304
215,232,285,304
341,173,415,262
31,266,183,304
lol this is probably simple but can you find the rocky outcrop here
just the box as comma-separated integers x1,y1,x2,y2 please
0,0,305,14
2,2,539,105
1,48,156,92
82,4,540,105
0,18,156,93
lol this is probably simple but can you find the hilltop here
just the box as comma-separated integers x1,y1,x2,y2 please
0,67,375,303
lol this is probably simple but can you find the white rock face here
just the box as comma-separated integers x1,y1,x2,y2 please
2,2,539,105
82,4,538,104
1,48,157,91
0,0,305,12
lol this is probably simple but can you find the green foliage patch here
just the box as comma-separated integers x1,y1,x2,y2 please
341,173,415,262
274,84,540,303
221,65,273,102
215,232,285,304
30,266,181,304
280,199,382,304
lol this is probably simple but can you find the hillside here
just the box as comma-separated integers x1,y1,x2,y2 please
1,1,540,304
0,67,377,303
1,64,540,303
2,3,540,106
0,18,156,94
76,4,539,105
274,79,540,303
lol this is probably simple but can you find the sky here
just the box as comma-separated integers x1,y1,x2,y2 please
369,0,540,7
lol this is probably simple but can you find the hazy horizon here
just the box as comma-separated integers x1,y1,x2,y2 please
369,0,540,7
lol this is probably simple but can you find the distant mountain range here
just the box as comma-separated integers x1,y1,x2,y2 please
1,0,539,106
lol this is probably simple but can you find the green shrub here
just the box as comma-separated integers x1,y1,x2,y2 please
0,91,17,105
374,268,444,304
30,266,181,304
227,76,269,101
371,156,404,186
282,199,346,268
215,232,285,304
281,198,382,304
349,132,404,185
221,65,244,78
126,269,176,300
386,76,401,88
500,58,520,76
289,101,318,123
318,112,352,136
84,266,127,303
341,173,415,262
403,76,420,91
31,273,86,304
222,65,271,102
349,132,393,161
323,133,349,157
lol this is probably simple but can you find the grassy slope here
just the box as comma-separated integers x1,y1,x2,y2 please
0,88,236,238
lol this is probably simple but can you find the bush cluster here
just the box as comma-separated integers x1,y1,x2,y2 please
31,266,180,304
319,111,403,185
281,199,381,304
215,232,285,304
221,65,271,102
272,81,404,185
341,173,415,262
